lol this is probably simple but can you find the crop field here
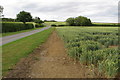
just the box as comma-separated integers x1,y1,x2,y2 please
56,27,119,78
1,21,120,78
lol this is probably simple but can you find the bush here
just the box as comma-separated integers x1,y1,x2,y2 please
35,23,44,28
51,24,57,27
66,18,75,26
57,24,67,26
2,18,15,22
66,16,92,26
2,22,34,33
34,20,43,24
33,17,44,24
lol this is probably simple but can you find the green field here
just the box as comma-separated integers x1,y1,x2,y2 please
93,23,119,26
93,22,118,25
2,28,54,75
56,26,119,78
45,22,66,25
45,22,119,26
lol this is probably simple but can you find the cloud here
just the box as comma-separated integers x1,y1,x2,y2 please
0,0,119,22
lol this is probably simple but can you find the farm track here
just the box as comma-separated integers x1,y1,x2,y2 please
5,30,99,78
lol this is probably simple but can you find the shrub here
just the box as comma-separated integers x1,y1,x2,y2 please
74,16,92,26
2,22,34,33
35,23,44,28
2,18,15,22
33,17,44,24
66,18,75,26
51,24,57,27
34,20,43,24
66,16,92,26
57,24,67,27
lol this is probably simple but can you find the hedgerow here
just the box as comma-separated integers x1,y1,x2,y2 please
2,22,34,33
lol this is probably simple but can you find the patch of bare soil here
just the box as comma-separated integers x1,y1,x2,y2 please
4,31,102,78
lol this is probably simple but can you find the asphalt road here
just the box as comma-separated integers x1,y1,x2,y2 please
0,26,51,46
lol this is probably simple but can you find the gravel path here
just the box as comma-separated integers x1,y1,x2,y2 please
0,26,51,46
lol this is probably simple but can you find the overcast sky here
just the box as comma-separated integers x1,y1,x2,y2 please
0,0,119,22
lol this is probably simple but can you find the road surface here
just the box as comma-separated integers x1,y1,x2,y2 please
0,26,51,46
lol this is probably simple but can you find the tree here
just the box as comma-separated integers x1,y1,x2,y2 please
16,11,32,24
0,5,4,18
74,16,83,26
2,18,15,22
66,18,75,26
86,19,92,26
66,16,92,26
33,17,43,24
74,16,88,26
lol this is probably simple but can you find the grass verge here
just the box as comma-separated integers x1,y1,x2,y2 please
2,28,54,76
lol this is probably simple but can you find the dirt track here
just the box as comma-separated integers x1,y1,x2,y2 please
5,31,96,78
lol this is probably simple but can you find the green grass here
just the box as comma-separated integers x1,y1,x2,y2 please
1,26,45,37
45,22,66,25
93,22,118,25
92,22,119,26
2,28,54,76
45,22,119,27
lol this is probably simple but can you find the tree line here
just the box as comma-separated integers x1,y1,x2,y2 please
1,5,92,26
0,10,44,24
66,16,92,26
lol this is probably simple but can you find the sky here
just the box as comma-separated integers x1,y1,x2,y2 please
0,0,119,23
